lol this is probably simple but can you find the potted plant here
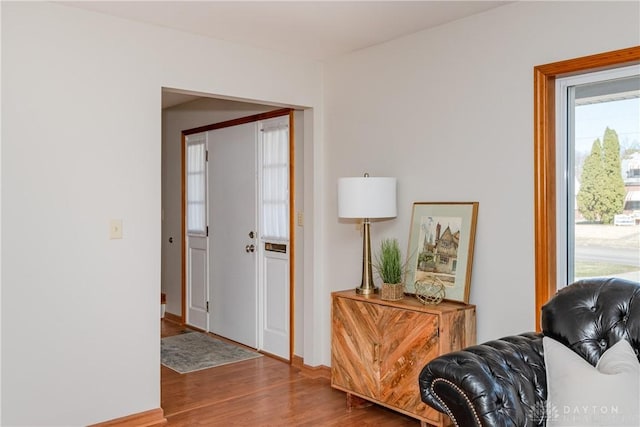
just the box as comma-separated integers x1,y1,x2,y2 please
374,238,406,301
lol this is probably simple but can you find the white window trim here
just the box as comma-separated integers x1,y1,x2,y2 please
555,64,640,288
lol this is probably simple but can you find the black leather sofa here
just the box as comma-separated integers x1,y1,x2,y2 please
418,277,640,426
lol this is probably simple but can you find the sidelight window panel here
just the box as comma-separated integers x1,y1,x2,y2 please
186,134,207,235
260,119,289,242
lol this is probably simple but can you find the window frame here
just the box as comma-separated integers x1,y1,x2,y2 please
533,46,640,331
555,66,640,287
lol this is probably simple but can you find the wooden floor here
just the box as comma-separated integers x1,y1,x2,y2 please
161,319,420,426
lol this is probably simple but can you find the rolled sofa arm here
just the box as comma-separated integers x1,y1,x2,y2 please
419,333,547,427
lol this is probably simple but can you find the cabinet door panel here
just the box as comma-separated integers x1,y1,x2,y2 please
379,307,439,417
331,297,380,398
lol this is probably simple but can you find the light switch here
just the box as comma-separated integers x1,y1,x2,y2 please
110,219,123,239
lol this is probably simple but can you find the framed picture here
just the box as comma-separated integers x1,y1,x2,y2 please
405,202,479,303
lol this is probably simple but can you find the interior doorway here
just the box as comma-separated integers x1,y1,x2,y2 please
161,89,304,362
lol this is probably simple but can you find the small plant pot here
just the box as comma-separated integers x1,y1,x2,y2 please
381,283,404,301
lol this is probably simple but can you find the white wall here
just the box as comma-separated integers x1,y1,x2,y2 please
1,2,322,425
322,1,639,363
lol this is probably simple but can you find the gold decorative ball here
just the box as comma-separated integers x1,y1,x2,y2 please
414,277,445,305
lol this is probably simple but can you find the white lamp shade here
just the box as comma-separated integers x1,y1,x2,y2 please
338,177,397,219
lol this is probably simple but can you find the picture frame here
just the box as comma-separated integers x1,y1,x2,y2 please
404,202,479,303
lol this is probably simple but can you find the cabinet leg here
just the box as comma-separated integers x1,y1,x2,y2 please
345,393,373,411
419,417,450,427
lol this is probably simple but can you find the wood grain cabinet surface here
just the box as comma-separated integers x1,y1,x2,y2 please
331,290,476,427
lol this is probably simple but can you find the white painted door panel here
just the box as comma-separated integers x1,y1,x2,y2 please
208,123,258,348
185,132,208,330
187,238,208,329
258,116,291,360
261,249,289,359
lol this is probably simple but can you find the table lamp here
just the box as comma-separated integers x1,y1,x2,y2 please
338,173,397,295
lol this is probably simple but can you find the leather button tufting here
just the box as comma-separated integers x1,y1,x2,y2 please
417,278,640,427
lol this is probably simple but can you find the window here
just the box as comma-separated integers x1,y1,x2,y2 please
557,67,640,286
186,133,207,235
534,47,640,329
259,117,290,242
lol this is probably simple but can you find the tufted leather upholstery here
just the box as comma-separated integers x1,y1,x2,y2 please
541,277,640,365
418,277,640,427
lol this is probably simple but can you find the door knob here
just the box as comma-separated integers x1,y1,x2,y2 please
245,244,255,253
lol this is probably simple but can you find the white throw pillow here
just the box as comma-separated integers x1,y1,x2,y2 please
544,337,640,426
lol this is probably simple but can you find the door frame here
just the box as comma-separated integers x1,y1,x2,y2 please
180,107,295,360
183,132,210,330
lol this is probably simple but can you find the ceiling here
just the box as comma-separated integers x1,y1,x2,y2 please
61,1,509,60
60,1,509,107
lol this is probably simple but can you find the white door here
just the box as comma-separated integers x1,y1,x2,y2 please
185,133,209,330
208,123,258,348
258,116,291,360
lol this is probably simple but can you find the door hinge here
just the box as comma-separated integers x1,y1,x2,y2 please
206,301,209,312
206,226,209,237
205,150,209,161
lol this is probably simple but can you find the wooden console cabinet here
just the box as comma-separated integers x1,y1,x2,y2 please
331,290,476,427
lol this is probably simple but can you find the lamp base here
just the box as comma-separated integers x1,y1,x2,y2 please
356,218,377,296
356,285,378,295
